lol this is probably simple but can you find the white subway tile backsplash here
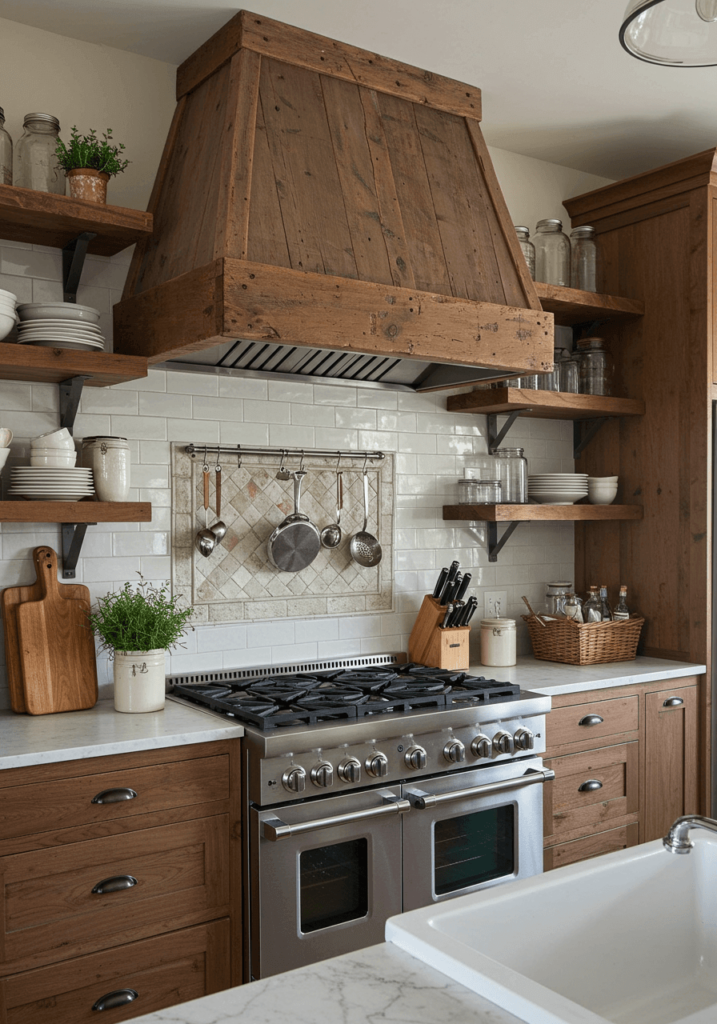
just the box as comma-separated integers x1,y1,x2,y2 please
166,370,218,396
0,381,32,411
113,532,169,556
219,421,269,445
336,408,377,430
112,415,167,440
139,392,192,419
269,381,314,405
219,377,268,401
194,395,244,421
244,398,288,423
167,418,218,443
314,384,357,407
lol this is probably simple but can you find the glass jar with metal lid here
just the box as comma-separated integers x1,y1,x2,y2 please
514,225,535,279
577,337,614,396
557,349,579,393
493,447,527,504
570,225,597,291
15,112,64,194
0,108,12,185
534,219,571,287
545,581,573,616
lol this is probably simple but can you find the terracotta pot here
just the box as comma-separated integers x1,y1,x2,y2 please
67,168,110,204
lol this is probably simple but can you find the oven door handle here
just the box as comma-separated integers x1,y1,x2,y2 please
405,767,555,810
261,791,410,841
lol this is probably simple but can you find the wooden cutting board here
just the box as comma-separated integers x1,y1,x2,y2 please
15,546,98,715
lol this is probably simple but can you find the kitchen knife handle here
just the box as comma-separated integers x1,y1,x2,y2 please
448,601,464,627
441,603,453,629
432,567,449,599
445,574,462,604
446,560,459,584
463,598,478,625
454,572,472,603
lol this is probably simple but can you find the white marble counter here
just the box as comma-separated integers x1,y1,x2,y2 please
0,698,243,771
125,942,521,1024
471,655,706,696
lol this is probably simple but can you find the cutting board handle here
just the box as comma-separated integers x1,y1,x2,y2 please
31,547,60,597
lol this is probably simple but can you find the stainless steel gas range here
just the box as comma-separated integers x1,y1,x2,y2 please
168,654,553,980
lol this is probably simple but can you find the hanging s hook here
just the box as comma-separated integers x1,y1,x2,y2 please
203,444,209,474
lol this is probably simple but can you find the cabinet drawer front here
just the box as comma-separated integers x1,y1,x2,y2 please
0,755,229,842
545,822,639,871
1,919,230,1024
544,742,638,838
548,696,638,749
0,816,229,972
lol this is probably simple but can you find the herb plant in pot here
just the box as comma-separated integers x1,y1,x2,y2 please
89,576,193,713
55,126,129,204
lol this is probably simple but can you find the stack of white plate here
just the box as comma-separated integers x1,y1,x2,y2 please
16,302,105,352
9,467,95,501
528,473,588,505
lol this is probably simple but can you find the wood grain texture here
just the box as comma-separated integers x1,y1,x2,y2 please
544,742,638,839
407,595,470,670
0,502,150,523
443,504,643,522
534,282,645,325
0,344,147,388
643,685,699,842
544,822,639,871
446,387,645,420
176,10,481,120
0,185,152,258
548,696,639,749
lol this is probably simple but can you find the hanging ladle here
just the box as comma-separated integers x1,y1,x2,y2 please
209,454,227,546
195,451,217,557
320,455,343,549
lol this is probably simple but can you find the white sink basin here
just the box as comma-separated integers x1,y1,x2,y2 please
387,834,717,1024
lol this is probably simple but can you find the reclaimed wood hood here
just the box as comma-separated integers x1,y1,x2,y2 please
113,11,553,392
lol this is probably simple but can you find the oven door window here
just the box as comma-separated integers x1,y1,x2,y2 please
299,838,368,933
434,805,514,896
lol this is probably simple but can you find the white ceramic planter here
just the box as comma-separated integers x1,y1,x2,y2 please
113,649,166,713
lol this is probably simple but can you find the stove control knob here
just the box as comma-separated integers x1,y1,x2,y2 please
405,745,427,770
514,727,535,751
338,757,362,784
282,766,306,794
493,731,514,757
443,739,466,764
470,734,492,759
310,761,334,788
365,753,389,778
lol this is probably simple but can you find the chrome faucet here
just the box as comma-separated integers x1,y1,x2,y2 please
663,815,717,854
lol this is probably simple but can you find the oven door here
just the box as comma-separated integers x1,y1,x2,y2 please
401,756,552,912
250,785,408,979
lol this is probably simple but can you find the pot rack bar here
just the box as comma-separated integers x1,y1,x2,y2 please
185,444,385,462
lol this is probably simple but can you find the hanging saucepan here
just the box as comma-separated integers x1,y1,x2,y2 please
267,469,321,572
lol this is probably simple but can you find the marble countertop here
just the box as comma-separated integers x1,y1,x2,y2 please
474,655,706,696
125,942,521,1024
0,698,244,771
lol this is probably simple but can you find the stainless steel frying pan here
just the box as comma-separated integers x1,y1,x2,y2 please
267,470,321,572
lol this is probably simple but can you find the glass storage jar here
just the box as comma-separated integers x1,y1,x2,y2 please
464,453,500,481
570,225,597,292
15,112,64,195
516,374,539,389
577,337,614,396
514,225,535,279
0,108,12,185
493,447,527,503
457,479,480,504
534,219,571,286
545,581,573,616
537,350,562,391
558,350,579,393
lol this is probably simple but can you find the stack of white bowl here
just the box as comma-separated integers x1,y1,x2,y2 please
0,426,12,477
588,476,618,504
9,428,95,501
0,288,17,341
528,473,589,505
15,302,105,351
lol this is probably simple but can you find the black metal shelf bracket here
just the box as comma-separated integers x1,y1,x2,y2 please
61,523,95,579
573,417,611,459
62,231,97,302
487,410,527,453
59,375,90,436
487,521,521,562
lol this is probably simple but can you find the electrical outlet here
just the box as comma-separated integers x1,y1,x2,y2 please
484,591,507,619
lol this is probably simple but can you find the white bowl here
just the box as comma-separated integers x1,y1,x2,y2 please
0,311,15,341
588,493,618,505
16,302,101,324
531,490,588,504
30,453,78,467
0,427,12,447
588,477,619,484
32,428,75,450
0,288,17,303
0,447,9,473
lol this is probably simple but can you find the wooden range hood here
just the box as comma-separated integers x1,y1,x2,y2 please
113,11,553,392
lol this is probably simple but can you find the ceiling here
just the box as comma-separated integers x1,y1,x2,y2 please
1,0,716,179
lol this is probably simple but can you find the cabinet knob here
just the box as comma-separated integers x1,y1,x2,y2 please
91,788,137,804
663,697,684,707
578,779,603,793
578,714,604,727
91,875,137,895
92,989,138,1012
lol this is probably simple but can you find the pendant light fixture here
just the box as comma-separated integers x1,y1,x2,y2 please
620,0,717,65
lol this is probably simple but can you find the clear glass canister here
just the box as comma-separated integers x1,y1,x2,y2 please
534,218,571,287
514,225,535,279
545,581,573,616
464,453,500,481
0,108,12,185
480,617,516,667
570,225,597,292
558,350,579,393
577,337,614,396
493,447,527,504
15,112,64,194
537,349,562,391
516,374,539,389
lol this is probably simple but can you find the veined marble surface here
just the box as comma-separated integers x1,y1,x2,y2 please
125,943,522,1024
472,655,706,696
0,698,243,771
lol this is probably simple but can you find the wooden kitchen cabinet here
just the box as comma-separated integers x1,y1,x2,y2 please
642,684,699,841
0,739,242,1021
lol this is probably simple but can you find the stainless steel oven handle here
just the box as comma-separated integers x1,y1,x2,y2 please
261,791,410,841
405,767,556,810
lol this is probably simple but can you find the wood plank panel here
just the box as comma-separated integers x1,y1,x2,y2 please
534,282,645,325
0,344,147,388
0,502,151,524
643,685,699,842
548,696,639,749
446,387,645,420
544,822,639,871
244,90,292,269
544,742,638,840
443,504,643,522
176,10,482,120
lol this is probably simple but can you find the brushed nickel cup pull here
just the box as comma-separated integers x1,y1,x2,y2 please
578,779,603,792
91,787,137,804
92,989,138,1011
579,714,604,726
663,697,684,707
91,875,137,895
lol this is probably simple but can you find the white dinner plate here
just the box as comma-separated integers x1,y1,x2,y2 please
17,318,103,330
19,339,104,351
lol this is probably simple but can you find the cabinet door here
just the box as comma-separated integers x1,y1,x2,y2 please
643,684,699,842
544,741,638,841
544,822,639,871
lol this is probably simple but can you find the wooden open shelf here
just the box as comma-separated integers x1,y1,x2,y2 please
0,501,152,523
534,282,644,326
0,184,153,257
0,342,148,387
443,504,643,522
447,387,645,420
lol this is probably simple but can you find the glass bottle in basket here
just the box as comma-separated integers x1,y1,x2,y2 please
583,586,602,623
599,585,613,621
613,586,630,621
565,593,584,623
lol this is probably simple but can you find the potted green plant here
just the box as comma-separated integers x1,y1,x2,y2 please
55,126,129,204
89,576,193,713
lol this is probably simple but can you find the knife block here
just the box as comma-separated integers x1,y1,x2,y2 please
408,595,471,671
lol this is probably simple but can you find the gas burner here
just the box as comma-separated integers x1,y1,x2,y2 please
221,695,280,717
249,680,318,702
383,678,451,696
295,687,368,709
333,670,399,690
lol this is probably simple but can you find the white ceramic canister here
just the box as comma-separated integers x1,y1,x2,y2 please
480,617,517,667
81,436,130,501
113,649,166,713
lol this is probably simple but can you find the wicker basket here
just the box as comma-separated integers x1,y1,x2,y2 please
522,614,644,666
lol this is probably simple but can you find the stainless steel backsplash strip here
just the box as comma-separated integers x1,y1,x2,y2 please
167,651,405,688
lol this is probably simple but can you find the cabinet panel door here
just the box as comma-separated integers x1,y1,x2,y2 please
544,742,638,839
544,822,639,871
643,685,699,842
0,919,230,1024
0,816,229,973
547,695,639,750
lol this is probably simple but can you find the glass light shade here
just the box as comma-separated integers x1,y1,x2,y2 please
621,0,717,65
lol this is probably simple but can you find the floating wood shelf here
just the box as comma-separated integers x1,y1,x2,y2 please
443,504,643,522
447,388,645,420
0,343,148,387
534,283,644,326
0,501,152,523
0,185,153,257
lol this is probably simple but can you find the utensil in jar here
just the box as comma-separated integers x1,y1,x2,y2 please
195,453,217,557
349,461,382,568
209,455,227,545
267,469,321,572
320,456,343,549
522,594,546,627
